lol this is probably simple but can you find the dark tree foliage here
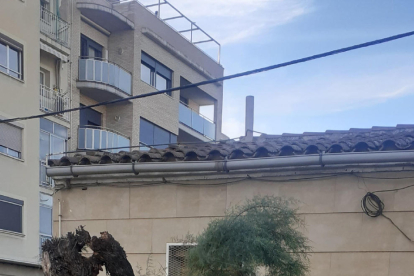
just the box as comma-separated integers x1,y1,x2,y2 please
186,196,311,276
41,226,134,276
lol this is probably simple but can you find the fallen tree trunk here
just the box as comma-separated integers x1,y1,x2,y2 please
41,226,134,276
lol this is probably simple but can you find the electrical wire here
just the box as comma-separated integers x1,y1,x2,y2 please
360,182,414,242
2,30,414,124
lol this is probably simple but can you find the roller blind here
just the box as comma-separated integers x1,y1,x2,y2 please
0,123,22,152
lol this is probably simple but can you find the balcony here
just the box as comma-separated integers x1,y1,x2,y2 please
39,85,70,122
179,102,215,140
78,58,132,101
40,6,70,48
77,3,135,32
78,126,130,152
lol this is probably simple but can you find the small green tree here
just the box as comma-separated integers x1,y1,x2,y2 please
186,196,310,276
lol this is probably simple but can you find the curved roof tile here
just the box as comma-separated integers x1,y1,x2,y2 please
48,125,414,166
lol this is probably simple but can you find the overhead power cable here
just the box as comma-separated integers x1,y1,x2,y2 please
2,30,414,124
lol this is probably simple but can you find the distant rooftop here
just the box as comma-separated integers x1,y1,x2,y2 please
108,0,221,63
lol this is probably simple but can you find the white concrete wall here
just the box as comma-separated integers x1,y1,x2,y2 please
54,168,414,276
0,1,43,274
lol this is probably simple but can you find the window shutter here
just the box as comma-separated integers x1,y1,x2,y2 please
0,123,22,152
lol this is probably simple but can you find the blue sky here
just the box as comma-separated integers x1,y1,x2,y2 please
146,0,414,138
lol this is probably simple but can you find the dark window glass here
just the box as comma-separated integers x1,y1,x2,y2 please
0,198,23,233
141,52,172,94
81,35,103,59
140,118,176,148
170,134,177,144
139,119,154,146
154,126,170,148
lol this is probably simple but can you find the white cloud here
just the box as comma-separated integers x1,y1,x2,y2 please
144,0,312,45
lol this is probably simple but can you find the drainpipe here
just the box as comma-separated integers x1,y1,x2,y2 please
47,150,414,177
58,199,62,237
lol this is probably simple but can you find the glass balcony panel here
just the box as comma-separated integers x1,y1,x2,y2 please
79,59,86,80
93,129,100,149
102,62,109,83
179,103,192,127
108,64,115,86
119,68,131,95
94,60,102,82
108,132,113,148
118,136,130,152
191,111,204,134
78,59,132,95
86,128,93,149
204,119,216,140
78,127,130,151
101,131,107,149
86,59,94,81
78,128,85,149
112,134,119,153
114,66,120,89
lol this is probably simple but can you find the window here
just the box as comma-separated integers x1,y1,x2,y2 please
141,52,172,95
166,244,196,276
39,193,52,253
0,195,23,233
0,121,22,159
40,119,67,186
139,118,177,149
81,35,103,59
0,34,23,80
39,193,52,237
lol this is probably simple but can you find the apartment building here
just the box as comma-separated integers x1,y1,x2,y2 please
0,0,224,275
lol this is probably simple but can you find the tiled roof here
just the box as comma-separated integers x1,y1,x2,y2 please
49,125,414,166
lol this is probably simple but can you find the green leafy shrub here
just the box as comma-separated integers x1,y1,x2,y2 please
186,196,310,276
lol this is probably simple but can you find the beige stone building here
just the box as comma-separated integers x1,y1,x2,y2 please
48,126,414,276
0,0,224,275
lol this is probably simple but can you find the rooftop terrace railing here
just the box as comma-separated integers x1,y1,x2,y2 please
108,0,221,64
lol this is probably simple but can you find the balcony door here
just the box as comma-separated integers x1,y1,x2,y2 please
80,104,102,127
81,35,102,59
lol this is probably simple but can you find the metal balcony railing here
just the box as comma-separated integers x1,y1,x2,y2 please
39,85,70,122
40,6,70,47
109,0,221,63
179,102,215,140
78,125,131,152
78,58,132,95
